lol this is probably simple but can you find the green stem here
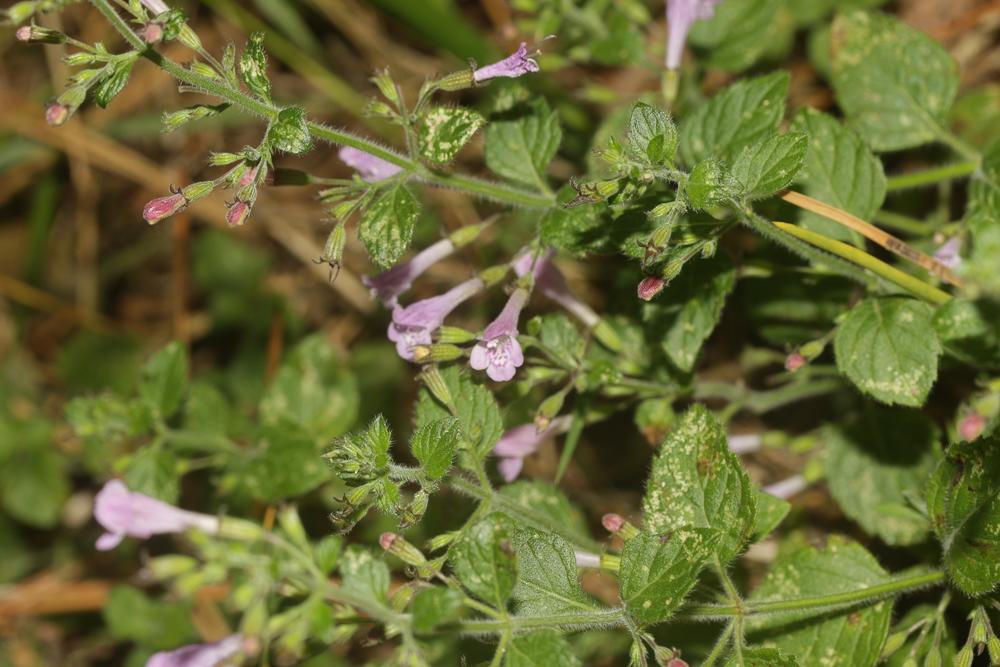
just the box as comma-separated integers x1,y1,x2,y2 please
872,209,932,236
455,608,628,635
886,161,979,191
933,127,982,163
701,621,736,667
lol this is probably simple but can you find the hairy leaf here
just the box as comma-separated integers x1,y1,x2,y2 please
240,32,271,101
729,132,808,199
688,0,783,72
358,184,419,270
414,366,503,458
410,417,460,480
418,106,484,164
506,630,580,667
485,100,561,190
628,103,677,165
449,513,517,607
267,107,311,154
511,526,595,616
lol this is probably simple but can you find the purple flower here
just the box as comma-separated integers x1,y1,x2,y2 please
493,416,571,482
471,288,528,382
513,249,599,329
363,238,455,308
665,0,721,70
934,236,962,270
94,480,219,551
388,277,484,360
339,146,404,183
146,635,245,667
143,193,187,225
473,43,541,84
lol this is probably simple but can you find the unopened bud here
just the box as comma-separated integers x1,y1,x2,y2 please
16,24,65,44
419,366,455,412
922,647,941,667
391,584,415,612
147,554,198,580
189,61,220,80
799,338,827,360
535,391,566,432
399,490,429,529
602,513,639,540
449,222,487,247
226,200,252,227
143,192,187,224
629,640,647,667
209,151,242,166
988,636,1000,664
177,24,202,51
955,645,974,667
436,326,477,344
785,352,807,373
427,530,458,552
379,532,427,567
637,276,665,301
44,101,70,127
180,180,213,202
901,658,919,667
64,53,97,66
435,68,475,92
972,606,991,646
371,69,401,105
959,413,986,442
363,99,396,119
880,631,908,659
591,319,622,352
665,659,689,667
140,22,163,44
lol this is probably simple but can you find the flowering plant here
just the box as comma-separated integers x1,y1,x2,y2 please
3,0,1000,666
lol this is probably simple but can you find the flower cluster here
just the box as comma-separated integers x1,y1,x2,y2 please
141,155,268,226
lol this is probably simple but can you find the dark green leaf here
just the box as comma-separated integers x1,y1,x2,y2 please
418,106,484,164
627,103,677,165
237,423,331,502
140,341,188,419
449,513,517,607
485,100,561,190
240,32,271,101
511,526,594,616
358,184,420,270
729,132,808,199
506,630,580,667
414,366,503,458
410,417,460,480
267,107,311,154
688,0,783,72
411,587,463,633
750,488,791,543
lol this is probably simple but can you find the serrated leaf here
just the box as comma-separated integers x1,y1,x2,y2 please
410,417,459,480
831,10,958,151
414,366,503,458
687,158,740,210
123,447,178,503
932,298,1000,369
496,481,593,549
627,103,677,164
358,184,419,270
510,526,595,616
747,537,893,666
505,630,580,667
642,405,756,563
730,132,807,199
237,423,331,502
688,0,783,72
240,32,271,101
680,72,789,165
619,528,720,623
751,488,791,543
485,100,561,191
339,546,390,605
449,513,517,607
93,56,136,108
790,109,886,243
926,433,1000,595
825,407,938,545
411,587,463,633
833,297,941,407
267,107,311,154
140,341,188,419
418,106,484,164
643,254,735,373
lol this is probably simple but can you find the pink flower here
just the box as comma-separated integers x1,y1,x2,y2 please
473,43,541,84
339,146,404,183
15,26,32,41
143,193,187,225
513,249,599,329
140,22,163,44
388,278,483,360
471,288,528,382
225,201,251,227
637,276,665,301
785,351,807,373
665,0,721,70
363,238,455,308
493,416,571,482
146,635,245,667
933,236,962,270
45,102,69,127
94,480,219,550
959,413,986,442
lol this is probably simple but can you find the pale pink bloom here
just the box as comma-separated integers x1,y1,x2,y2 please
94,480,219,550
388,278,483,360
784,351,807,373
363,238,455,308
959,413,986,441
45,102,69,127
933,236,962,270
637,276,665,301
339,146,404,183
143,193,187,225
140,22,163,44
493,416,571,482
665,0,721,70
225,201,251,227
513,249,599,328
470,288,528,382
473,43,540,84
602,513,625,533
146,635,245,667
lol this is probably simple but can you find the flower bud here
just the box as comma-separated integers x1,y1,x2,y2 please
147,554,199,580
591,319,623,352
418,366,455,412
436,326,477,344
785,351,807,373
363,99,396,119
880,630,908,659
379,532,427,567
427,530,458,552
316,221,346,282
226,200,252,226
399,490,429,529
64,53,98,66
178,24,202,51
959,413,986,442
534,390,566,432
602,513,640,540
954,645,974,667
390,584,415,612
140,21,163,44
412,343,464,363
922,647,941,667
45,101,70,127
16,24,66,44
189,61,220,80
988,636,1000,664
637,276,665,301
209,151,242,166
143,192,187,224
629,640,647,667
371,69,401,106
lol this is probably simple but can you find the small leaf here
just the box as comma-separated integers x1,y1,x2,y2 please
240,32,271,101
687,158,739,210
834,297,941,407
449,513,517,607
267,107,311,154
497,481,592,549
485,100,561,190
414,366,503,459
511,526,595,616
339,546,390,605
237,423,331,502
411,587,463,633
410,417,460,480
619,528,720,623
139,341,188,419
358,184,420,270
505,630,580,667
729,132,808,199
418,106,484,164
123,447,178,504
93,56,136,108
627,102,677,165
688,0,783,72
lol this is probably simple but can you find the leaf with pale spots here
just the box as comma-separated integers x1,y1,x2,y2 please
497,481,592,550
239,32,271,102
267,107,311,154
834,297,941,407
641,405,756,563
358,183,419,270
505,630,580,667
926,432,1000,595
627,103,677,165
418,106,484,164
831,10,959,151
729,132,807,199
619,528,720,624
750,487,790,543
747,537,893,666
511,526,596,616
414,366,503,459
449,513,517,607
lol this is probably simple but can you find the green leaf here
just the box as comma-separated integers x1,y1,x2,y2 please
747,537,893,666
358,184,420,270
833,297,941,407
726,648,800,667
260,334,359,443
485,100,561,191
65,392,151,468
825,407,938,545
506,630,580,667
643,254,735,373
338,546,390,605
627,103,677,165
729,132,808,199
619,528,720,623
790,109,887,243
883,604,959,667
751,488,791,543
496,481,592,548
537,313,585,368
93,55,136,108
964,210,1000,300
510,526,594,616
123,447,179,504
411,587,463,633
0,419,66,528
831,10,958,151
267,107,311,154
182,382,233,437
240,32,271,101
933,298,1000,369
139,341,188,419
414,366,503,458
926,433,1000,595
687,158,740,210
688,0,782,72
418,106,484,164
103,585,196,650
410,417,460,480
642,405,756,563
679,72,789,165
237,423,331,502
449,513,518,607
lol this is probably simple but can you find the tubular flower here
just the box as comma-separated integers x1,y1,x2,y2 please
146,635,246,667
471,287,529,382
388,278,484,360
225,200,251,227
143,193,187,225
513,249,599,328
93,479,219,550
665,0,721,70
493,416,572,482
339,146,404,183
473,42,540,84
363,238,456,308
